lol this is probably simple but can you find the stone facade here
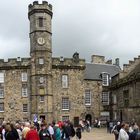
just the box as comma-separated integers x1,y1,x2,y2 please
0,1,120,125
111,56,140,125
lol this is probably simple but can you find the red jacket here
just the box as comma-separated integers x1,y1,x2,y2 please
26,129,40,140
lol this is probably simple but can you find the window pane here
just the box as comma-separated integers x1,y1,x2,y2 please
39,58,44,65
22,85,28,97
62,75,68,88
39,17,43,27
0,73,4,83
0,103,4,112
102,73,109,86
123,90,129,107
0,87,4,98
113,94,117,104
40,96,44,102
23,104,28,112
22,72,27,82
102,92,109,105
62,98,69,110
62,116,69,122
85,90,91,105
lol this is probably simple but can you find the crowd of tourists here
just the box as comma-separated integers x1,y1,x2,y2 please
108,120,140,140
0,118,139,140
0,119,82,140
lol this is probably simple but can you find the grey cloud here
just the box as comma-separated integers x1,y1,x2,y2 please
0,0,140,67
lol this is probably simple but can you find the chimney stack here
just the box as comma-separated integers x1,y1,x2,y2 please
91,55,105,64
115,58,120,67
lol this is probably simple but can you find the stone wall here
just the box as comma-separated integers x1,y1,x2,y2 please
52,67,102,122
0,68,30,122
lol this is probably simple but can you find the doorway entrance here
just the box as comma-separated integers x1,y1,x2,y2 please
85,114,92,126
40,115,45,122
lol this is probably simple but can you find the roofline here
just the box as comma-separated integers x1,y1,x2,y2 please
86,62,117,66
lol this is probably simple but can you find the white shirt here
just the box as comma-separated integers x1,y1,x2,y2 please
48,125,54,135
2,129,6,140
118,128,129,140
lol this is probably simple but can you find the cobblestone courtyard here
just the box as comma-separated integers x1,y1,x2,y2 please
73,128,114,140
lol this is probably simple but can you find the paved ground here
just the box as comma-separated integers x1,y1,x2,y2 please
73,128,114,140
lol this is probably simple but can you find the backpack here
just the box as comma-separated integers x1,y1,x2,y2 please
52,126,57,140
112,125,119,135
53,127,61,140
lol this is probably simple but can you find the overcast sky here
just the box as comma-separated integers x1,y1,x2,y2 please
1,0,140,67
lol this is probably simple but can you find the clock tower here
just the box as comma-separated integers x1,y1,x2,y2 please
28,1,53,121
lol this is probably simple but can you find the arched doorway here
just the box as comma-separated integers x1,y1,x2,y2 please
85,114,92,126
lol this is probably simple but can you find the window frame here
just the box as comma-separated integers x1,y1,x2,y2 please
39,58,44,65
62,97,69,111
62,74,68,88
0,87,4,98
40,96,45,102
0,73,4,83
23,104,28,112
21,72,27,82
85,89,91,106
62,116,69,122
22,85,28,97
102,72,109,86
0,103,4,112
38,17,43,27
112,94,117,104
102,92,109,105
123,90,129,107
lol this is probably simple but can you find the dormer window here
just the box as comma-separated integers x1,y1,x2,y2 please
101,72,109,86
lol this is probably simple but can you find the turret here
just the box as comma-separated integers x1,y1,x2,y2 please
28,1,53,53
28,1,53,122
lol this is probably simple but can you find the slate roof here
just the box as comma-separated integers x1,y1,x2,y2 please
85,63,120,80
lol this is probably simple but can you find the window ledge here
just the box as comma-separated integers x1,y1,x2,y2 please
62,109,69,111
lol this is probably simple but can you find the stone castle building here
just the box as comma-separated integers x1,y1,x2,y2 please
111,56,140,125
0,1,120,125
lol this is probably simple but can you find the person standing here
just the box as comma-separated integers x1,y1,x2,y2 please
61,122,71,140
39,123,51,140
22,122,30,140
5,123,18,140
112,121,121,140
76,125,82,140
48,123,54,140
25,124,40,140
118,123,129,140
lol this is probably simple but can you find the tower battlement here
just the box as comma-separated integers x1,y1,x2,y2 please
28,1,52,18
0,58,30,68
123,55,140,74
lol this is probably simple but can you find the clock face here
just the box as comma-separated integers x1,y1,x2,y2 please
37,37,45,45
